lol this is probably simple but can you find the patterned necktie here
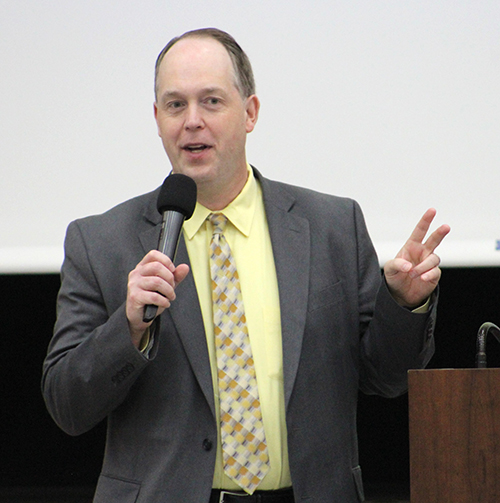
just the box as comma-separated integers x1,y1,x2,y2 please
209,213,270,494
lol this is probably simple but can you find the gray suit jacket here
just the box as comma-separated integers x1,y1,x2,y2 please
42,169,435,502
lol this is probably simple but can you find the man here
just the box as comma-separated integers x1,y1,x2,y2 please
42,28,450,502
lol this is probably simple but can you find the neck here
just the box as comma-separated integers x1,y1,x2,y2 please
197,169,249,211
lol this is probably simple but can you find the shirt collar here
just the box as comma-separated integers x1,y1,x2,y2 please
183,164,258,240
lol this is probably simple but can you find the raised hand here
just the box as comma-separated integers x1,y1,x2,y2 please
383,208,450,308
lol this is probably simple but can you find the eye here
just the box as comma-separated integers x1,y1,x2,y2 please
167,100,185,111
205,97,221,107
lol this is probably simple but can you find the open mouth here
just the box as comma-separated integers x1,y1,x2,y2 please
184,144,210,154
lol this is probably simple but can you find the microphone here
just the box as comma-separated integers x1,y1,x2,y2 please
143,174,197,323
475,322,500,368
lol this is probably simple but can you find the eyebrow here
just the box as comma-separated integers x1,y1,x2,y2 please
158,90,183,107
158,86,229,106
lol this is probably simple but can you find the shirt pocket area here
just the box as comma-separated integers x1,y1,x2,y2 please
308,281,344,313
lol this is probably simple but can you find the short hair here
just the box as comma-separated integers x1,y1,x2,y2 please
154,28,255,100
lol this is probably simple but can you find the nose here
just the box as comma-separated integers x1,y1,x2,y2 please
184,104,204,131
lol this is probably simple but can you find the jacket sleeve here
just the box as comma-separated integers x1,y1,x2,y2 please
41,219,158,436
353,201,436,398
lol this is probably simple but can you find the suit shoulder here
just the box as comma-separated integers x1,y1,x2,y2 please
71,188,159,230
262,176,360,216
65,188,160,246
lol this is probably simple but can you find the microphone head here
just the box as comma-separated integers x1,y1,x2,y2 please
157,174,197,220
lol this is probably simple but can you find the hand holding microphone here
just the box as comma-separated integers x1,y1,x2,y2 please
142,174,197,322
126,174,197,342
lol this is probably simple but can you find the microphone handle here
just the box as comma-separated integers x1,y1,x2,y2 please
143,304,159,323
143,211,185,323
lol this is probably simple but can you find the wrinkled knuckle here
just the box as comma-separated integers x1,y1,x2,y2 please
150,275,164,290
147,262,166,280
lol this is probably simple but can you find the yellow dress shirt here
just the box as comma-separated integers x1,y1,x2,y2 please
183,166,292,490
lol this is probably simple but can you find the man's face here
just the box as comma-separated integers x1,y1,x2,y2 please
154,36,259,206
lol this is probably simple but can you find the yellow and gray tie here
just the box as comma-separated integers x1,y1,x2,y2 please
209,212,270,494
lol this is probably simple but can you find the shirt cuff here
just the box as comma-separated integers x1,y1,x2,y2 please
139,327,154,356
411,296,431,314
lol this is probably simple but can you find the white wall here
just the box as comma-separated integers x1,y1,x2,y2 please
1,0,499,272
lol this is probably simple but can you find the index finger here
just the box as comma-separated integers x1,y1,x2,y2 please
140,249,175,272
422,223,451,254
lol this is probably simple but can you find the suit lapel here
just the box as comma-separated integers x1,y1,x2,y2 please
169,237,215,417
258,172,310,409
138,194,215,418
138,186,162,254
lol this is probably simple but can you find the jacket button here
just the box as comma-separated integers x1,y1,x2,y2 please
202,439,213,451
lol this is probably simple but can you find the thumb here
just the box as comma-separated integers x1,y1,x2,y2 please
173,264,190,287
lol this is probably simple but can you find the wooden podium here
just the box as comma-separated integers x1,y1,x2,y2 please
408,369,500,502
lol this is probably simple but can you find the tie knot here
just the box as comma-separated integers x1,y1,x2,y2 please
209,213,228,235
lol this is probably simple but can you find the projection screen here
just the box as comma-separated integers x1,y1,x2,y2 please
1,0,499,273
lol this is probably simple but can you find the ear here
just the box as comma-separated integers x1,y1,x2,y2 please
153,102,161,136
245,95,260,133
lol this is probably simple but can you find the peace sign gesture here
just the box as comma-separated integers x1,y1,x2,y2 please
384,208,451,308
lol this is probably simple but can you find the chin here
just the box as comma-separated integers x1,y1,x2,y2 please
175,166,217,185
